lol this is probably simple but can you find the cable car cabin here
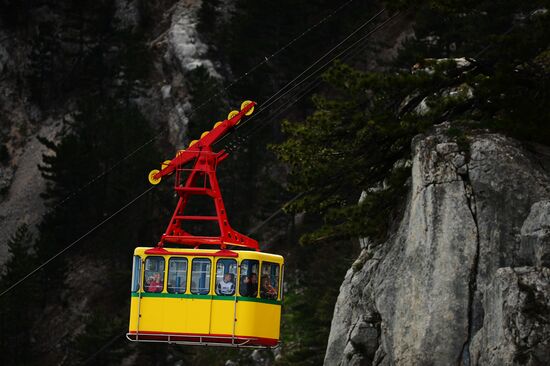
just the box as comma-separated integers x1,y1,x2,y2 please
127,247,284,347
128,101,284,347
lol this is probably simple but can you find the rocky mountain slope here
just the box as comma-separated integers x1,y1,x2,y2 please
324,124,550,365
0,0,215,263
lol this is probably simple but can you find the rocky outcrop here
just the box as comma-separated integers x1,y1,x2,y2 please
0,119,63,261
0,0,218,263
471,267,550,366
0,24,55,262
167,0,219,77
324,124,550,365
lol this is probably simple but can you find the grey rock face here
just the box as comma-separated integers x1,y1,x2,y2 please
167,1,220,77
0,120,63,262
114,0,141,31
470,267,550,366
324,126,550,365
520,201,550,267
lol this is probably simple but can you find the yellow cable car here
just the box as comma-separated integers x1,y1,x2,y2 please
127,101,284,347
127,248,283,347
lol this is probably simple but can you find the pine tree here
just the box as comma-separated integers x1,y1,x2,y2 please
0,225,38,365
275,0,550,244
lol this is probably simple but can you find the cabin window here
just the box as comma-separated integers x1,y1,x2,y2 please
167,258,188,294
131,256,141,292
215,259,237,296
239,259,259,297
144,256,165,293
260,262,280,300
191,258,211,295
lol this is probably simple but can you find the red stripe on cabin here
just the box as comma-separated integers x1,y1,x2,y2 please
127,330,278,346
144,248,238,257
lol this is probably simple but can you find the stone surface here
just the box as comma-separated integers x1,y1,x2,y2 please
167,0,220,77
0,119,63,262
520,201,550,267
114,0,141,31
470,267,550,366
324,126,550,365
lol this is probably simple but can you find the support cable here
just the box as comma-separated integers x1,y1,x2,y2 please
0,7,399,298
0,186,155,298
221,10,400,149
25,0,361,219
217,10,397,148
81,331,126,366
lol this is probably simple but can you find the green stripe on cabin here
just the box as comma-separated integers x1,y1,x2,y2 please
131,292,281,305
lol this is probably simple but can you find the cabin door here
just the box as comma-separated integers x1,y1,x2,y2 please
210,258,239,340
188,258,212,335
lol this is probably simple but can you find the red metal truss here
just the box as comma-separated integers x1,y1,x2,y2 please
149,101,259,250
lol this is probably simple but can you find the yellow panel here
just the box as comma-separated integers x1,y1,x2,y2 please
235,301,281,339
161,297,188,332
185,297,212,334
129,297,139,331
141,297,165,331
130,295,282,340
210,298,237,335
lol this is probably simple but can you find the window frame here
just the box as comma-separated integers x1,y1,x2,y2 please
239,259,260,298
167,257,188,294
143,256,166,293
131,255,142,292
215,258,237,296
280,264,285,301
260,261,280,300
190,258,212,295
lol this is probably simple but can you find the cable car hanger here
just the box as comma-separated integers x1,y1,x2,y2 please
146,100,259,252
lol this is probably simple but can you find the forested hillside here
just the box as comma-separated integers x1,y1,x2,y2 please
0,0,548,365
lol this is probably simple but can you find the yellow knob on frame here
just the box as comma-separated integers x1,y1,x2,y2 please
241,100,255,116
227,110,239,120
148,169,161,185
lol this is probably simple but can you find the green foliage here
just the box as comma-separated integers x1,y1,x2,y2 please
272,3,550,358
275,0,550,245
273,61,445,243
25,1,152,107
0,225,35,279
74,312,126,365
35,97,162,303
198,0,222,39
0,225,38,365
277,238,359,365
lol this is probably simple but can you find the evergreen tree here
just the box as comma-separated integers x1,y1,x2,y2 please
273,2,549,360
197,0,221,40
186,65,227,139
0,225,37,365
275,0,550,245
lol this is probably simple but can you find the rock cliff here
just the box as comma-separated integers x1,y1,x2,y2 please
324,124,550,365
0,0,213,264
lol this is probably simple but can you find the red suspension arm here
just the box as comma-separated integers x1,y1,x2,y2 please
146,101,259,250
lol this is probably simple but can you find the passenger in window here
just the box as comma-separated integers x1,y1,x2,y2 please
217,273,235,295
260,275,277,299
240,273,258,297
146,272,163,292
240,275,249,295
243,273,258,297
